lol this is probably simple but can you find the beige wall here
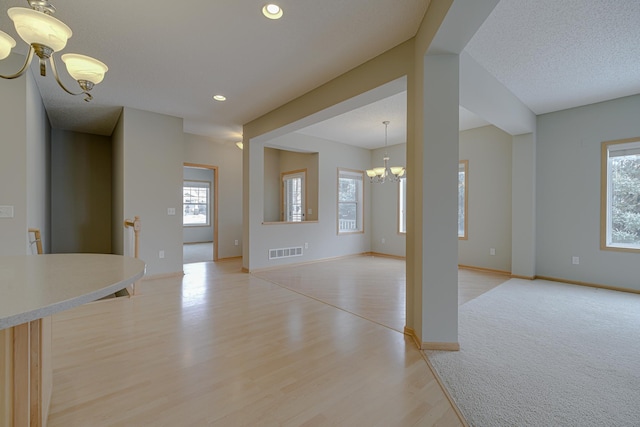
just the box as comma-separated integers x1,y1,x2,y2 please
264,148,319,222
263,147,281,222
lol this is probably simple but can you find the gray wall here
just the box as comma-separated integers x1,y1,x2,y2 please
370,126,513,273
114,107,184,276
112,110,124,256
249,132,371,270
183,133,242,260
26,63,51,255
0,54,49,255
51,130,111,253
537,94,640,291
0,54,29,255
183,166,214,243
459,125,512,272
370,142,406,256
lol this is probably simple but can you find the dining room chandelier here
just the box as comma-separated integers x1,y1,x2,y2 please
0,0,108,102
366,120,405,183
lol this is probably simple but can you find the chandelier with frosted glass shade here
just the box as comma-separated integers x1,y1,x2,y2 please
0,0,108,102
366,120,405,183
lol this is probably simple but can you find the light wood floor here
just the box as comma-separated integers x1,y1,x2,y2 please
47,256,508,426
254,255,509,332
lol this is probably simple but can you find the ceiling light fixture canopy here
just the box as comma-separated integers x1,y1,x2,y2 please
366,121,405,183
0,0,107,102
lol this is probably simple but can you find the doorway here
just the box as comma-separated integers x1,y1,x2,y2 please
183,163,218,263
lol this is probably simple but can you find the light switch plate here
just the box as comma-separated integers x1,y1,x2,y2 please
167,207,176,216
0,206,14,218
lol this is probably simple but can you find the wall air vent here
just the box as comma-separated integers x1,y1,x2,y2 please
269,246,303,260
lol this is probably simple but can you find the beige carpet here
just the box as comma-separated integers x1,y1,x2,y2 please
428,278,640,426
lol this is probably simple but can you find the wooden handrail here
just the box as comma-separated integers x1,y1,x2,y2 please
123,216,141,259
28,228,43,255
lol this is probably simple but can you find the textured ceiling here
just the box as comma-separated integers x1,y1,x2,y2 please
465,0,640,115
1,0,639,149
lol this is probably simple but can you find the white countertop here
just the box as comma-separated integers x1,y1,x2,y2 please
0,254,145,330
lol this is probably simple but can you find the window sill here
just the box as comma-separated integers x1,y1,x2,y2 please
601,244,640,253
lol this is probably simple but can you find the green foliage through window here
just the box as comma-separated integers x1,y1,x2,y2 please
609,155,640,246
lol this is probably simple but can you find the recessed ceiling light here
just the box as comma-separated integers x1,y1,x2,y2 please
213,95,226,101
262,4,283,20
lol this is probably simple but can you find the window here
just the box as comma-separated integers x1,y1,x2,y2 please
282,170,305,222
338,169,364,233
459,160,468,239
601,139,640,252
183,181,210,226
399,177,407,233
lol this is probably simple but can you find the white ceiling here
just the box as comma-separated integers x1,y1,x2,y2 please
1,0,639,149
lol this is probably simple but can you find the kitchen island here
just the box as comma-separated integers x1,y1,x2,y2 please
0,254,145,427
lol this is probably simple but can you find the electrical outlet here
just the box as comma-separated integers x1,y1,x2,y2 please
0,205,14,218
159,250,165,259
572,256,579,265
304,242,309,249
235,240,239,246
381,238,386,244
490,248,496,256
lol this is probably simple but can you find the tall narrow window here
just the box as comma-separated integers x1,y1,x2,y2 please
337,169,364,234
183,180,210,226
601,139,640,252
459,160,468,239
282,170,305,222
399,177,407,233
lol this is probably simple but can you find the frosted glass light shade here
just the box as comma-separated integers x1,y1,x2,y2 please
8,7,72,52
366,169,376,178
390,167,405,176
0,30,16,60
373,167,385,177
62,53,108,84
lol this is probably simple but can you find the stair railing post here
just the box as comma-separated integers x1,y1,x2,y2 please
123,216,141,295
